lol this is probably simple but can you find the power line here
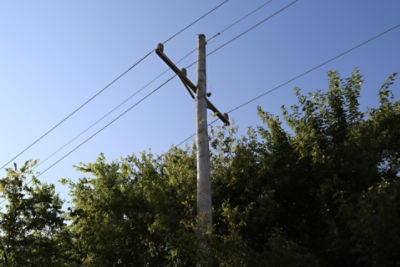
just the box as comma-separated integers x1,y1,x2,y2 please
35,50,203,170
38,75,176,178
171,0,274,69
162,0,229,45
0,75,176,206
0,0,257,206
16,0,294,176
0,50,152,171
34,1,275,170
175,22,400,146
226,23,400,113
0,0,229,171
129,0,277,97
0,80,172,207
207,0,273,42
35,71,169,169
208,0,298,57
46,0,294,154
185,0,299,69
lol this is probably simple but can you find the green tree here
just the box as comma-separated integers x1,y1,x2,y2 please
67,150,200,266
66,69,400,266
2,69,398,266
65,69,399,266
254,69,400,266
0,161,70,266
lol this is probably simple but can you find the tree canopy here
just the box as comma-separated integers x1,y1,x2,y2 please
1,69,399,266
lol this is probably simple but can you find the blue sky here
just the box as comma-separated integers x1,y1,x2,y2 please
1,0,399,201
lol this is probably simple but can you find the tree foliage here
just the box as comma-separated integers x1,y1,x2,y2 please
0,161,70,266
0,69,399,266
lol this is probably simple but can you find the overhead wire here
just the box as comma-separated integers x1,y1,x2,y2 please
207,0,298,57
0,0,229,171
0,0,245,206
175,22,400,147
3,3,397,205
171,0,274,69
36,75,176,178
162,0,229,45
33,0,296,167
0,50,152,171
32,0,295,178
185,0,299,70
207,0,273,42
34,0,274,169
1,0,298,189
34,48,201,170
35,71,170,169
0,75,176,206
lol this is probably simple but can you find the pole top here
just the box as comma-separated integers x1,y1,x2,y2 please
156,43,164,53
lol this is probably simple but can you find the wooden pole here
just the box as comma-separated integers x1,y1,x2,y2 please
155,36,230,264
196,34,212,263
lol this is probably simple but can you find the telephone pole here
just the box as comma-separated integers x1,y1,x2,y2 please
156,34,229,263
196,33,212,236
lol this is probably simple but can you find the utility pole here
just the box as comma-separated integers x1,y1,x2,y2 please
156,34,229,264
196,33,212,239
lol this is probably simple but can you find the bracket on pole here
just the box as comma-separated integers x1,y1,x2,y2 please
155,43,230,126
180,68,195,99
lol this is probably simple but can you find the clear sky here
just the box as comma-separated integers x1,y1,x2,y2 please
1,0,399,202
